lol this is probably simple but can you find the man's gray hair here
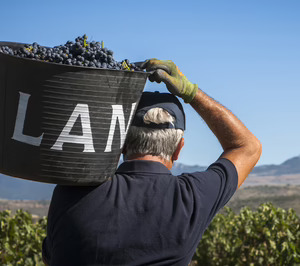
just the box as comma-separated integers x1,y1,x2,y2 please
124,108,184,161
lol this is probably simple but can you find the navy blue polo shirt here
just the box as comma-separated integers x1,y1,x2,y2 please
42,158,237,266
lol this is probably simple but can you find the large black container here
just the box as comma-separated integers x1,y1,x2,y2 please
0,42,149,185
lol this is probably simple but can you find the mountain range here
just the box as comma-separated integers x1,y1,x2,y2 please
172,155,300,176
0,155,299,200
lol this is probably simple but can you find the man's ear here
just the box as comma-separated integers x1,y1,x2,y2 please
172,138,184,162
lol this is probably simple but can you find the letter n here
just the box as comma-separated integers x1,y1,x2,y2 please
104,103,136,153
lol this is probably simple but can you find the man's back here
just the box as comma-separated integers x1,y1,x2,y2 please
43,159,237,266
42,60,262,265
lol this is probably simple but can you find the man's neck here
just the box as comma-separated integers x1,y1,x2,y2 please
126,155,173,170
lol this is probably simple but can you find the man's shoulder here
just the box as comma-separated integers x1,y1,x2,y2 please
177,158,238,180
176,158,238,201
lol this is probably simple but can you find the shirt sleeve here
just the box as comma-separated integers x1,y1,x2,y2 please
206,158,238,207
179,158,238,229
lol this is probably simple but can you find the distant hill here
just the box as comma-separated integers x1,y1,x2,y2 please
0,155,299,200
251,155,300,176
173,155,300,177
0,175,55,200
171,163,206,176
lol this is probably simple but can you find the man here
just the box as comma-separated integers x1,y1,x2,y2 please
42,59,262,265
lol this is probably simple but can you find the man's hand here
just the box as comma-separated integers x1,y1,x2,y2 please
140,59,198,103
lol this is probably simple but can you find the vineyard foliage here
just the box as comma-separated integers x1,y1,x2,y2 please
194,203,300,265
0,203,299,265
0,210,47,265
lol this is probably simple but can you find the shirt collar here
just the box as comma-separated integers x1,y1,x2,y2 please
116,160,172,175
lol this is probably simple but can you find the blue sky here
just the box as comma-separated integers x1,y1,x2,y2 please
1,0,299,167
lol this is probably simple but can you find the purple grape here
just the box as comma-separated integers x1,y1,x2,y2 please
0,35,145,71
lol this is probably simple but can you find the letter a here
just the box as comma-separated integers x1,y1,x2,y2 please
51,104,95,152
12,92,43,146
104,103,136,152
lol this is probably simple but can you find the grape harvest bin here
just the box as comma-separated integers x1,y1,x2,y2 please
0,42,149,185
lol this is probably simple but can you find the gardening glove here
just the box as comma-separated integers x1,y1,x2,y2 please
139,59,198,103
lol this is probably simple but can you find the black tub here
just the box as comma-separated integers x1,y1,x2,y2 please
0,42,149,185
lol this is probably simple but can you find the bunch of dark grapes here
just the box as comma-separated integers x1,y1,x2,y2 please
0,35,143,71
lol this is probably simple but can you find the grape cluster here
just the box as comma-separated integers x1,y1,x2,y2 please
0,35,143,71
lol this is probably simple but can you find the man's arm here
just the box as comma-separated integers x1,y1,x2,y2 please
141,59,262,188
190,89,262,188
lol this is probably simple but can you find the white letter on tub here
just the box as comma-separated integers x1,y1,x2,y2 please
12,92,44,146
51,104,95,152
104,103,136,153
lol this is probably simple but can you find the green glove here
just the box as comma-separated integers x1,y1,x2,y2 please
140,59,198,103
